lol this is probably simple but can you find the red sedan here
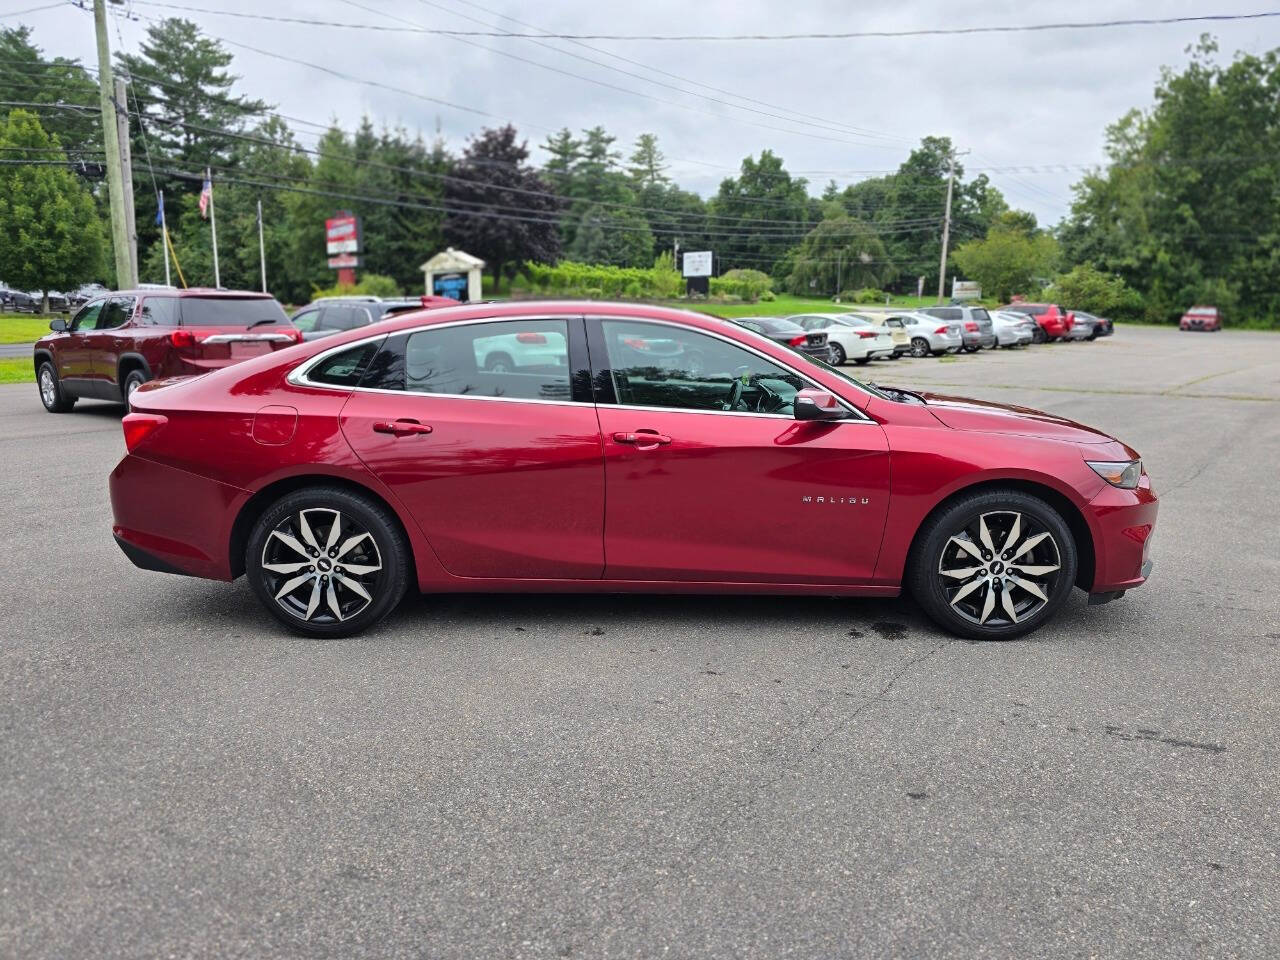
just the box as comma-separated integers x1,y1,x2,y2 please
110,302,1157,641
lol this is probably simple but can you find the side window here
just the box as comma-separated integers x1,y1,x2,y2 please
797,317,822,331
139,297,179,326
291,309,320,333
360,319,571,401
329,307,369,332
98,296,136,330
599,319,806,415
308,341,382,387
71,301,104,331
887,318,903,328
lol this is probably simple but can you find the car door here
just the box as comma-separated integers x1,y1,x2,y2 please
90,295,138,393
337,315,605,580
589,316,891,584
59,299,106,386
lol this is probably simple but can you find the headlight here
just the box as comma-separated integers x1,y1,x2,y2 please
1086,459,1142,489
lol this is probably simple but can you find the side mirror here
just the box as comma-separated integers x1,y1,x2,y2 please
794,388,849,421
49,318,67,333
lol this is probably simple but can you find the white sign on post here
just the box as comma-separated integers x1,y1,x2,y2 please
952,280,982,301
682,251,713,277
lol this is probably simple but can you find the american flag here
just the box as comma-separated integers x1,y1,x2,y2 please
198,175,212,219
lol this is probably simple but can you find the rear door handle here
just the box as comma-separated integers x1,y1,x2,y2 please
373,418,433,437
612,430,671,447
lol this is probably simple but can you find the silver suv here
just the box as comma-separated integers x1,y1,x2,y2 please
918,305,997,352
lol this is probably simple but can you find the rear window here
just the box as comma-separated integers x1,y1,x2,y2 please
751,317,804,334
308,341,383,387
970,308,991,321
180,297,289,327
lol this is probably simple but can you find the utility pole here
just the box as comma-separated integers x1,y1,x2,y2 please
936,151,957,304
94,0,132,290
257,198,267,293
114,75,138,287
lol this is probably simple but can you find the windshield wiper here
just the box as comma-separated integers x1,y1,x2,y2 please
869,383,927,404
248,318,279,329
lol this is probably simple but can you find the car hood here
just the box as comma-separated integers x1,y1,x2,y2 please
918,391,1118,444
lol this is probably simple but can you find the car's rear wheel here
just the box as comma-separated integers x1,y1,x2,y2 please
484,352,514,373
37,361,74,413
908,490,1078,641
910,337,930,358
1032,327,1047,344
246,486,411,638
122,369,147,411
829,343,846,365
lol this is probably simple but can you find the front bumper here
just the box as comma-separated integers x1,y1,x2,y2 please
1086,477,1158,593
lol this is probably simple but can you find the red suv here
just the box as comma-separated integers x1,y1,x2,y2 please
34,288,300,413
998,303,1074,342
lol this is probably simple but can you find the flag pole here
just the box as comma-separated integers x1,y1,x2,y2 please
207,166,220,288
158,190,171,287
257,197,267,293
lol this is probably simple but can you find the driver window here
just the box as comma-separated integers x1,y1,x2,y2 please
291,309,320,333
71,301,104,331
600,319,806,415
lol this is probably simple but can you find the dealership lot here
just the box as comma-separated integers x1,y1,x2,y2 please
2,325,1278,958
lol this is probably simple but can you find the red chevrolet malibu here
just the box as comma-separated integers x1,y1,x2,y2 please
110,302,1157,641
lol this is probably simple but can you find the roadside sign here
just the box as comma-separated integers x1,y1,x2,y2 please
325,214,361,256
327,253,361,269
952,280,981,301
682,251,713,277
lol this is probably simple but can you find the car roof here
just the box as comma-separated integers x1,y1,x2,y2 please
121,287,275,299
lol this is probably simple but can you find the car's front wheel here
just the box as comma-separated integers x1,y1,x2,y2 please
37,361,74,413
908,490,1078,641
910,337,930,358
246,486,411,638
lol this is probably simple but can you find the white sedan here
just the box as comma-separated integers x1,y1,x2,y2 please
991,311,1037,347
790,313,896,365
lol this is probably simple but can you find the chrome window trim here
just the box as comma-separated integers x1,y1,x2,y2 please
590,314,874,424
286,313,875,423
203,332,296,344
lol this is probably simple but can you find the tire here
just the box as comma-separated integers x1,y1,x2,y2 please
1032,327,1047,344
122,368,148,411
484,352,514,373
908,489,1078,641
245,486,411,638
829,343,846,365
910,337,930,358
37,361,75,413
853,356,870,365
962,345,979,353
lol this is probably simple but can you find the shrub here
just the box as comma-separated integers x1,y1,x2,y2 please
1047,264,1144,321
837,287,885,304
521,259,682,300
310,273,402,300
709,268,773,302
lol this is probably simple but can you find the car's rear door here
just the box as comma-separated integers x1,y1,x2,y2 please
338,315,605,580
588,316,891,584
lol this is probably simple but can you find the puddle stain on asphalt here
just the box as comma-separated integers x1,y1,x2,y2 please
906,790,929,800
870,621,908,641
1103,724,1226,754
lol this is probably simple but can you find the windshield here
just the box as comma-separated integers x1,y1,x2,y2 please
793,348,891,400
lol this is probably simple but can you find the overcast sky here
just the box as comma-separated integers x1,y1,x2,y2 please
15,0,1280,225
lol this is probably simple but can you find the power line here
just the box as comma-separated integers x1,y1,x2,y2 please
124,3,1280,42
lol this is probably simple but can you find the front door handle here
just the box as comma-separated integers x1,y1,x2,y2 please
373,418,433,437
612,429,672,447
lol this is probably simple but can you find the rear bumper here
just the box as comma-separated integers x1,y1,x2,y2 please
110,453,245,581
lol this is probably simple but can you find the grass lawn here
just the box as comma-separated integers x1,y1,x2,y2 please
0,357,34,383
0,313,55,344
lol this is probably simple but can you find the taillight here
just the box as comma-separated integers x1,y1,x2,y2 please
516,332,547,344
934,326,950,335
964,321,978,332
787,335,806,346
856,330,877,339
282,328,303,343
169,329,203,348
122,413,168,452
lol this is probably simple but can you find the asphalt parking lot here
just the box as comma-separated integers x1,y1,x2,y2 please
2,324,1278,959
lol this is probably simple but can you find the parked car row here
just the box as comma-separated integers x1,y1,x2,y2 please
1,288,69,313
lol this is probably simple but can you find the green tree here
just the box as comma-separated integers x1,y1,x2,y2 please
1049,264,1142,319
952,223,1059,302
0,110,105,307
709,150,812,276
0,27,100,156
1060,38,1280,325
785,216,890,296
627,133,669,188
